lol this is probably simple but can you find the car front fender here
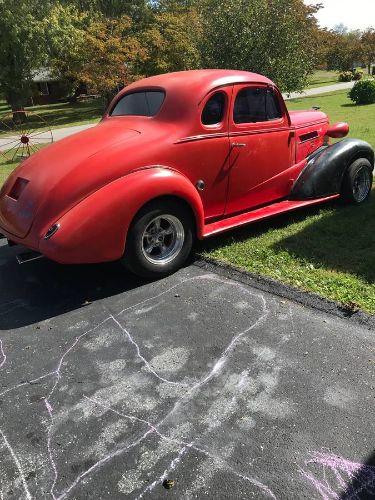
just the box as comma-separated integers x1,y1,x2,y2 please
39,167,204,264
290,139,374,200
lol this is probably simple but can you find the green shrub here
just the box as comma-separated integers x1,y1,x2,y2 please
339,71,353,82
349,79,375,105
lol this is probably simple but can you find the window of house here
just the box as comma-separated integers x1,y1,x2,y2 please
201,92,226,125
111,91,165,117
233,87,282,124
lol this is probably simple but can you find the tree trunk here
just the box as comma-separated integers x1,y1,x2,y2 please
6,92,27,122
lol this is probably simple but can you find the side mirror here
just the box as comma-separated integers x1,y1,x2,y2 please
326,122,349,139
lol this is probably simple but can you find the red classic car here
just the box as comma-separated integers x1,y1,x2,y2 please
0,70,373,277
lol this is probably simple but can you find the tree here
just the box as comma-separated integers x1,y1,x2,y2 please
47,4,147,101
80,15,147,98
0,0,51,113
261,0,322,92
63,0,152,27
361,28,375,75
140,5,201,76
325,30,362,71
198,0,321,93
315,29,337,69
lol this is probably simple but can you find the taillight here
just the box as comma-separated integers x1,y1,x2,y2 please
8,178,29,200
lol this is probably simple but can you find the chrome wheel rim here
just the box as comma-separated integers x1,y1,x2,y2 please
141,214,184,265
353,167,371,203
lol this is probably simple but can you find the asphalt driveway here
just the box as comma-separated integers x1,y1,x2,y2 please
0,238,374,499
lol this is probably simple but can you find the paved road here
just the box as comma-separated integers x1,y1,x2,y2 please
0,124,96,153
48,123,96,141
283,81,355,100
0,238,374,499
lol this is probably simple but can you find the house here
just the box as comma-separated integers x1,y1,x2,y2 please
30,68,68,105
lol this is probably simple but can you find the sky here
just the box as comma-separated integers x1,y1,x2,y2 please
304,0,375,31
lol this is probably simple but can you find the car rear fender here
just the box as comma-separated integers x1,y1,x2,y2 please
39,167,204,264
290,139,374,200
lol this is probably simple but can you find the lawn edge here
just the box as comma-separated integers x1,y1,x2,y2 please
194,256,375,330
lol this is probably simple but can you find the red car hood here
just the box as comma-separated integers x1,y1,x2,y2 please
0,120,141,238
289,110,328,127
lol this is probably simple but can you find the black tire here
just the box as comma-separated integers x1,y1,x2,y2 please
341,158,373,204
122,200,194,278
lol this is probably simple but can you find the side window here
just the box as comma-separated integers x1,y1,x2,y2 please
233,87,282,124
201,92,226,125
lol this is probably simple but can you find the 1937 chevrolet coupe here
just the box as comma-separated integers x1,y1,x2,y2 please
0,70,373,277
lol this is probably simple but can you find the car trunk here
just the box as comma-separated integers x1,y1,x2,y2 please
0,122,140,238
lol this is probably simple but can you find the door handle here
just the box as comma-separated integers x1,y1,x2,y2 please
231,142,246,148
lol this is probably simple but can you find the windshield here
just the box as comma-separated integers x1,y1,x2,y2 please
110,91,165,117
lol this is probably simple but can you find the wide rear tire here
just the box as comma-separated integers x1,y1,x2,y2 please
122,200,194,278
341,158,373,204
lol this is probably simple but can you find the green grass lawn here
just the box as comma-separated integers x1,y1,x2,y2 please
287,89,375,146
203,90,375,313
307,68,372,89
307,70,339,88
0,155,18,186
0,99,103,135
0,98,103,183
0,145,46,186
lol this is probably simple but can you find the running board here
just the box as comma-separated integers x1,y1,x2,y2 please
16,251,44,264
203,195,339,237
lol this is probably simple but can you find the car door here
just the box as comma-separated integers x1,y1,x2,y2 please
172,87,232,220
226,84,293,215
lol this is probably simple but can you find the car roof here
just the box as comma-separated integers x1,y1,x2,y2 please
122,69,274,100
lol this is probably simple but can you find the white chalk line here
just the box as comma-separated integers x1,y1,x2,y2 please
54,276,271,499
0,339,6,368
110,315,189,387
2,272,274,499
0,372,56,399
136,444,192,499
84,395,277,500
0,428,33,499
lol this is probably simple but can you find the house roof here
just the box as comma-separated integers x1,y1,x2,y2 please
32,68,58,83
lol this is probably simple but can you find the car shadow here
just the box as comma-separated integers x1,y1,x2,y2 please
340,449,375,499
0,242,147,330
273,196,375,284
199,199,339,253
2,195,373,330
200,194,374,286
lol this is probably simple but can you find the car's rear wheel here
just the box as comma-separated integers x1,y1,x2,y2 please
341,158,373,204
122,200,194,278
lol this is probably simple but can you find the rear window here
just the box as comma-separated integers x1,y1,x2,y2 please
111,91,165,117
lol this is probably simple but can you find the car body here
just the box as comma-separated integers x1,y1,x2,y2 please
0,69,373,276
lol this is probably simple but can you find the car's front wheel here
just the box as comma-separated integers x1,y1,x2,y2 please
341,158,373,204
122,200,194,278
